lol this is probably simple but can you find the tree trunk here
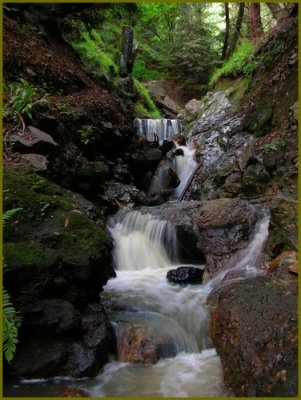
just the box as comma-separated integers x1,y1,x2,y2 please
120,26,138,77
228,3,245,57
266,3,285,21
221,3,230,60
249,3,263,43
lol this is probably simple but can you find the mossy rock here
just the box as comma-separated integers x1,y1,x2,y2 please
3,168,114,306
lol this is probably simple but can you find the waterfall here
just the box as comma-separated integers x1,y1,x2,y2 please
107,209,178,270
134,118,183,142
207,211,270,291
87,207,270,397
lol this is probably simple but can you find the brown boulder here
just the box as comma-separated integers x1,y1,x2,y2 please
117,325,158,364
207,274,297,396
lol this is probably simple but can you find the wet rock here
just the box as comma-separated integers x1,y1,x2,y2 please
55,386,91,397
20,153,48,172
130,147,162,174
11,335,68,378
207,274,297,396
166,266,204,285
76,158,110,189
185,91,232,137
101,180,147,213
117,325,159,364
112,161,132,183
178,99,202,122
8,126,59,155
147,157,179,205
242,162,270,194
64,189,100,223
11,302,116,379
267,251,298,276
184,99,202,116
264,194,297,257
81,303,116,352
159,139,174,155
173,133,186,146
140,198,260,276
20,299,81,334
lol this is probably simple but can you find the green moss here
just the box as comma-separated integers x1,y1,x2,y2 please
209,40,254,87
4,241,57,268
71,30,118,83
3,169,75,219
133,79,161,118
3,169,112,268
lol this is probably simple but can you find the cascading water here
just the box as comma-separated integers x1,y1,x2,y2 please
173,145,198,200
134,118,183,142
69,208,270,397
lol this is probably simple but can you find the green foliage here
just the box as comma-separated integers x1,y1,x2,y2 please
71,29,118,83
3,208,23,227
260,140,285,153
3,289,21,363
133,58,165,81
3,208,22,363
133,79,161,118
209,40,255,86
135,2,219,86
4,79,38,122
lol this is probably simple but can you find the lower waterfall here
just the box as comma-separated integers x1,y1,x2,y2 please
75,209,269,397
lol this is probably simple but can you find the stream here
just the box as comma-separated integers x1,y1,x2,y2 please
6,120,270,397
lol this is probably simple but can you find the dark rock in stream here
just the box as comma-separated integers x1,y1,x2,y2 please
166,266,204,285
11,302,116,379
207,269,298,397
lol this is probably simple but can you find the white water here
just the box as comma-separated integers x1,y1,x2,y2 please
11,209,269,397
173,144,198,200
134,118,183,142
80,208,270,397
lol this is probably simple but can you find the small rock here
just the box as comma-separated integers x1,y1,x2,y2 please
56,386,90,397
20,153,48,171
268,251,298,275
166,266,204,285
8,126,58,155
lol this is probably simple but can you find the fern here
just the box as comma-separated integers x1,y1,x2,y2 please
3,289,21,363
3,208,23,227
3,208,23,363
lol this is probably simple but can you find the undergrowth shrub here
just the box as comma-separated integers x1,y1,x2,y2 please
209,40,255,86
133,79,161,118
71,29,118,83
4,79,38,123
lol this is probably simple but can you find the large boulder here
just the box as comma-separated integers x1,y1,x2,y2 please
207,269,297,396
3,168,116,378
139,198,261,276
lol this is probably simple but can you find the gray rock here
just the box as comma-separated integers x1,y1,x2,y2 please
8,126,58,154
20,153,48,171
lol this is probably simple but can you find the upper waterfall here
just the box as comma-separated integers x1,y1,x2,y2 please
134,118,183,142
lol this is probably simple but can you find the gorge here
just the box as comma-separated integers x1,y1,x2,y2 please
3,3,298,398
